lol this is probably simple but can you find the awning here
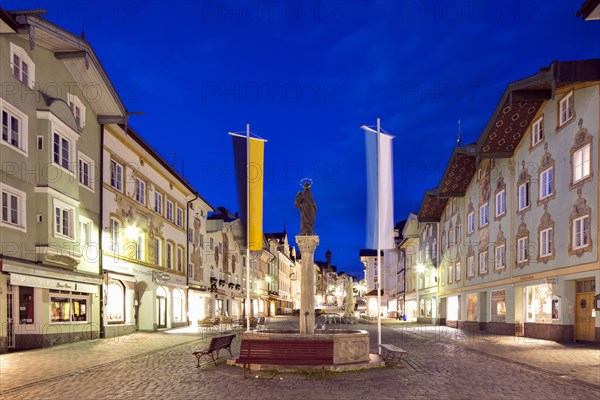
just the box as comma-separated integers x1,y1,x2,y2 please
10,273,98,294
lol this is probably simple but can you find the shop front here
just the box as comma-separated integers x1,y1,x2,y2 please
2,261,101,351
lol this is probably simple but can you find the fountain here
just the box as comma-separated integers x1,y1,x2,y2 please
235,180,381,372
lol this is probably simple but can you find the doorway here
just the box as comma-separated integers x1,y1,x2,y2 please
157,296,167,329
575,279,596,342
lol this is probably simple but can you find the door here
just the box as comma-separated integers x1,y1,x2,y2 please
7,289,15,349
157,296,167,329
575,279,596,342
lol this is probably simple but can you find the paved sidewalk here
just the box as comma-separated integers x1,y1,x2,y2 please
381,321,600,387
1,319,599,399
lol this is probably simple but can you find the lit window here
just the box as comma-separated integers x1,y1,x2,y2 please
573,216,590,250
54,203,73,238
573,144,591,183
106,280,125,324
50,291,88,323
540,168,553,199
495,245,506,270
79,218,91,248
1,185,26,230
532,117,543,146
10,43,35,89
110,160,123,191
53,132,72,171
135,178,146,205
540,228,553,257
517,237,529,263
495,190,506,217
154,192,163,215
559,92,573,126
135,234,144,261
518,182,530,211
455,262,461,281
166,200,174,222
479,203,489,227
467,212,474,233
448,265,453,284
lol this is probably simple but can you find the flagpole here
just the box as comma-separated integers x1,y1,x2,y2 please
246,123,251,332
376,117,382,354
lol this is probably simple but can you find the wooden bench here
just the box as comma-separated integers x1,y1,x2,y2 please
192,334,235,367
236,339,334,380
379,344,408,363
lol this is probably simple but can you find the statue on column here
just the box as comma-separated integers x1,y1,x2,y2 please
294,179,317,235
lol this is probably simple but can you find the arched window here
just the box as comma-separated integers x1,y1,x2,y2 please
106,280,125,324
173,289,183,323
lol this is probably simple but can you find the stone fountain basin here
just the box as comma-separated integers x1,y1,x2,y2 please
241,329,370,365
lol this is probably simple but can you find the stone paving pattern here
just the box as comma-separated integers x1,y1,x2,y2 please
0,318,598,399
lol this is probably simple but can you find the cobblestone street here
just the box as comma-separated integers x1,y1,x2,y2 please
1,318,599,399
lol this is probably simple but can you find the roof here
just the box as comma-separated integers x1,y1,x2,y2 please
208,206,238,222
476,60,600,158
359,249,384,257
265,231,286,243
436,145,477,198
577,0,600,19
417,190,448,222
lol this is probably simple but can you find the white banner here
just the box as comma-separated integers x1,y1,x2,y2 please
10,273,99,295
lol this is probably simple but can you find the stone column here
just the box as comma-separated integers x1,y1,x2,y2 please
296,235,319,334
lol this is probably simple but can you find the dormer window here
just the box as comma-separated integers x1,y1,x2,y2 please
10,43,35,89
67,93,86,129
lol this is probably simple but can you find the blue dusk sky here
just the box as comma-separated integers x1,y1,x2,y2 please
12,0,599,276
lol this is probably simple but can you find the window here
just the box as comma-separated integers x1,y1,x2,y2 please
188,228,193,243
559,92,573,126
166,200,174,222
495,190,506,217
176,206,183,227
110,160,123,191
50,291,88,323
532,117,543,146
53,132,72,171
135,234,144,261
172,290,183,323
448,264,453,284
573,216,590,250
467,212,474,234
67,93,86,129
455,223,462,243
1,100,28,154
54,203,73,239
466,293,477,321
479,203,489,227
167,242,174,269
540,228,553,257
573,144,591,183
106,280,125,324
539,168,553,200
177,247,184,272
10,43,35,88
425,244,430,261
79,218,91,248
154,192,163,215
19,286,34,324
479,251,488,274
1,185,26,230
135,178,146,205
467,256,474,277
455,262,461,281
110,218,121,253
518,182,530,211
495,245,506,270
209,237,214,250
154,238,162,266
517,237,529,263
526,284,552,323
78,153,94,190
491,290,506,323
